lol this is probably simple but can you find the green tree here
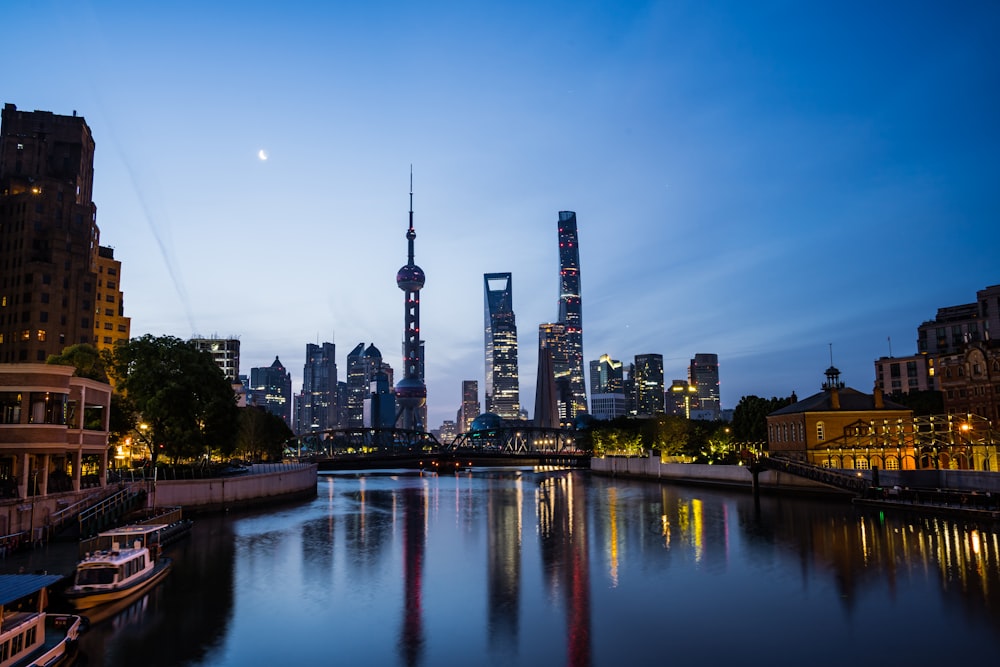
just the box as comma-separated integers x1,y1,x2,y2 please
106,335,239,465
46,343,109,382
732,394,795,442
237,406,294,462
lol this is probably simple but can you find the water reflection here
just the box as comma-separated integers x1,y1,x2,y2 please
72,469,1000,666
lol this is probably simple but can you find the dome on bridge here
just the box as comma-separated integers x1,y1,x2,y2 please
470,412,503,432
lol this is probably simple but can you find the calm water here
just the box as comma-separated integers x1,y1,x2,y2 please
54,468,1000,666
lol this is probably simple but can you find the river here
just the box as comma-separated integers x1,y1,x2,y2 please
9,467,1000,666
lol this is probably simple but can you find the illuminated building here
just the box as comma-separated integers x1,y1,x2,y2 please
766,366,913,467
688,353,720,420
938,341,1000,424
458,380,479,433
589,354,624,420
874,353,936,395
538,322,571,426
190,336,240,383
296,342,337,433
555,211,586,419
633,353,665,416
249,356,292,426
394,175,427,431
93,246,130,354
484,272,520,419
534,344,559,428
667,380,698,417
0,104,101,363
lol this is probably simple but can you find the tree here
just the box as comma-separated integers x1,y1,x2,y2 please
106,335,239,465
46,343,109,382
731,394,795,442
237,407,294,462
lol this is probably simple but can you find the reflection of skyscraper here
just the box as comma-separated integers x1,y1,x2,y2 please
688,353,720,420
556,211,586,419
634,353,665,416
484,273,520,419
399,487,426,667
487,475,523,654
394,175,427,431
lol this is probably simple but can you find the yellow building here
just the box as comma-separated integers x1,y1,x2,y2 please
92,246,131,354
766,367,914,470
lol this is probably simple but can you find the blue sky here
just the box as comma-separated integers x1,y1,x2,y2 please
4,1,999,428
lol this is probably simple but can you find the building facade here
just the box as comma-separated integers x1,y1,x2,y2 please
93,246,130,353
937,341,1000,425
0,104,101,363
297,342,337,434
250,356,293,426
190,337,240,383
554,211,586,419
688,353,720,420
917,284,1000,356
458,380,479,433
633,354,665,416
766,367,913,468
484,273,520,419
589,354,624,420
666,380,697,417
874,353,937,395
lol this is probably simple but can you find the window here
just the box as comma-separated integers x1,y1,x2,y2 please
816,421,825,441
36,330,46,341
0,392,22,424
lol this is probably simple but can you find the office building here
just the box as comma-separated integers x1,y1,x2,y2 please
688,353,720,420
534,344,559,428
458,380,479,433
484,272,520,419
93,246,130,353
191,336,240,383
667,380,698,417
589,354,625,420
633,353,665,416
874,353,936,395
250,356,293,426
917,284,1000,356
555,211,586,418
538,322,572,426
0,104,101,362
296,342,337,434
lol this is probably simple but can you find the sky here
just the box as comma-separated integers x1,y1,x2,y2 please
4,1,999,429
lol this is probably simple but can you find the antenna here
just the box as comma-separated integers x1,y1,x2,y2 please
888,336,892,357
409,164,414,230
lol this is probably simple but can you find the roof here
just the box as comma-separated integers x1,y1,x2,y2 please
769,387,909,416
0,574,64,606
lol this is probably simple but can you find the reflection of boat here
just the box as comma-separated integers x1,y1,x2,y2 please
0,574,84,667
64,524,173,612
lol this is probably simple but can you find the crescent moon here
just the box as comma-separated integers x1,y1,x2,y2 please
258,149,268,161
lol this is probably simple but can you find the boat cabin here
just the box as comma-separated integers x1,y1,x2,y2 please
0,574,66,667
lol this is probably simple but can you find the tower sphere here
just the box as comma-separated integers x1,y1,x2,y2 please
397,264,425,291
395,376,427,408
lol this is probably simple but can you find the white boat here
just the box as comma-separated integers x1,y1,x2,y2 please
64,524,173,612
0,574,83,667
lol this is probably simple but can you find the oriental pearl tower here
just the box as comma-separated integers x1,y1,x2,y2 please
394,170,427,431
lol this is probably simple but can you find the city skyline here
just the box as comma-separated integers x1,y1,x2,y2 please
3,2,998,429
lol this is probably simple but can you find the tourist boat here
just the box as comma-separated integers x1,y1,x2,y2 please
63,524,173,611
0,574,84,667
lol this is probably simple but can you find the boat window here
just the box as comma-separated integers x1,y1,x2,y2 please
77,566,118,585
0,640,8,660
11,633,22,655
24,625,36,648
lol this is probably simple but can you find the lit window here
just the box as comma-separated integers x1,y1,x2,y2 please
816,421,825,441
37,330,46,341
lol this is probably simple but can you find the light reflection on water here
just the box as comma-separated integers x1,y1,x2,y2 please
76,469,1000,666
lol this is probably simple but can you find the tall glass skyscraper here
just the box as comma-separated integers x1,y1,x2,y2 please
484,272,520,419
556,211,586,419
298,342,337,434
688,353,721,419
634,353,665,416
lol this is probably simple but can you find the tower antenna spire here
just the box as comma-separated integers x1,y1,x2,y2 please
409,164,414,231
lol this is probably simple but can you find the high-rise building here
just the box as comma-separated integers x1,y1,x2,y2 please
346,342,367,428
555,211,586,418
589,354,625,420
250,356,293,426
191,336,240,382
364,365,396,428
666,380,698,417
93,246,130,353
917,285,1000,356
297,342,337,434
0,104,101,363
688,353,720,420
538,322,572,426
394,174,427,431
633,353,665,416
484,272,520,419
458,380,479,433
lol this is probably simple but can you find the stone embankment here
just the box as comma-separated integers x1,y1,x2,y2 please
146,462,317,514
